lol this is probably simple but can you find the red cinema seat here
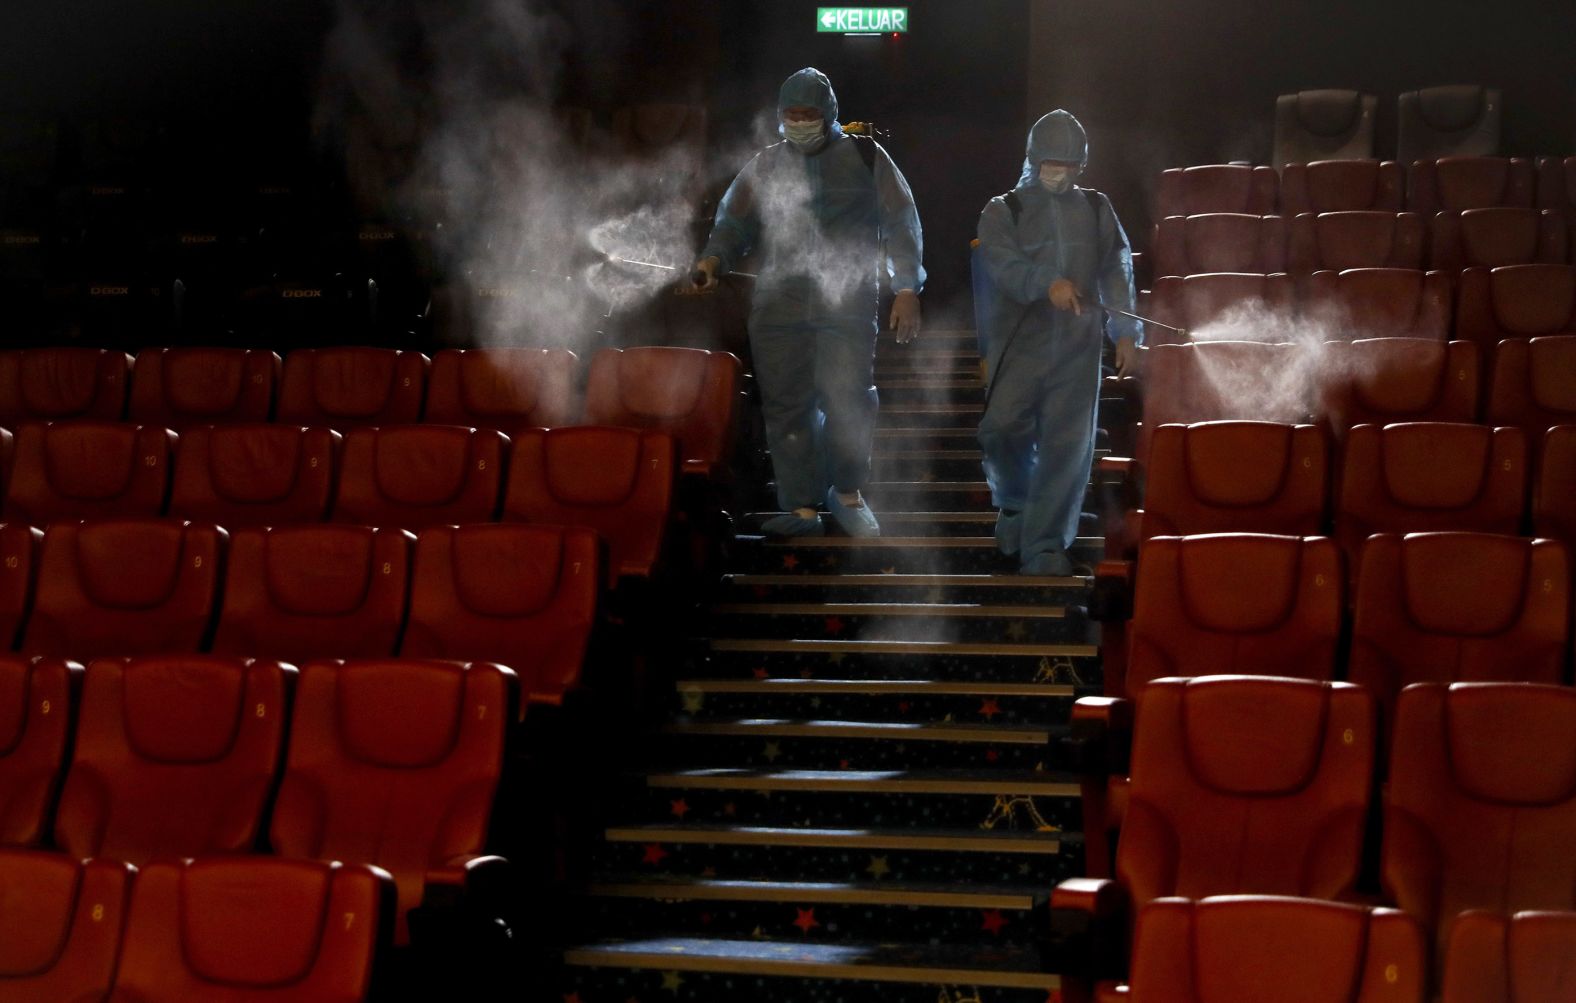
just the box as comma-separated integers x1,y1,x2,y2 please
1442,910,1576,1003
4,422,174,524
111,856,391,1002
331,425,505,531
167,424,339,527
276,347,428,428
270,659,514,944
1286,212,1427,273
1350,534,1569,728
424,347,578,435
1335,423,1526,563
0,348,130,426
583,347,741,479
1273,89,1378,166
1429,208,1567,270
0,524,41,649
1139,422,1329,539
0,656,76,846
0,850,130,1002
1301,268,1452,341
1534,427,1576,552
22,520,223,659
1125,535,1343,696
1536,155,1575,251
1486,336,1576,439
211,525,411,661
53,655,288,864
1397,86,1501,163
1151,214,1287,278
1148,273,1294,343
403,524,599,708
1408,156,1534,214
1280,160,1405,214
1382,683,1576,959
1317,338,1478,439
503,427,675,585
127,347,280,429
1136,341,1311,466
1156,165,1277,218
1456,266,1576,390
1114,896,1425,1003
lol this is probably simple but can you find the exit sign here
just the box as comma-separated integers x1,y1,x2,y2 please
817,7,909,33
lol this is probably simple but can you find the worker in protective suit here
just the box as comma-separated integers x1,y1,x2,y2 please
976,110,1139,575
694,67,925,537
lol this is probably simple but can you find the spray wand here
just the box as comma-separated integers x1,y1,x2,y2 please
1101,304,1188,340
604,254,757,284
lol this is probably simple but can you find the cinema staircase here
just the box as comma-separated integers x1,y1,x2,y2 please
558,330,1103,1003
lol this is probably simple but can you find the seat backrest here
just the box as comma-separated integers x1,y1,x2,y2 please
424,347,578,435
1537,156,1575,216
276,347,428,428
1156,165,1278,218
111,857,390,1001
22,520,223,659
1335,422,1526,560
1441,910,1576,1003
1455,266,1576,385
1383,683,1576,956
271,659,514,943
331,425,505,530
0,849,130,1001
1429,208,1567,270
1534,426,1576,552
1273,89,1378,166
1141,422,1328,539
1350,534,1569,728
128,348,280,429
212,525,412,661
1397,87,1503,163
1287,212,1427,273
167,424,340,527
0,524,40,650
1486,336,1576,439
1126,535,1343,695
1280,160,1404,214
0,655,77,846
1138,342,1311,466
503,426,675,585
1316,338,1478,438
53,655,288,864
583,347,741,477
1124,896,1425,1003
1118,676,1374,904
403,524,600,708
4,422,174,524
1407,156,1533,214
1150,273,1294,343
0,348,130,426
1300,268,1452,341
1151,215,1287,279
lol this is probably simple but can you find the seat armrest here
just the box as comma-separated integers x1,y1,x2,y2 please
1048,878,1129,980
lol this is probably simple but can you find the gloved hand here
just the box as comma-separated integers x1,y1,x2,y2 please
890,289,922,344
683,256,721,295
1049,278,1083,315
1114,336,1138,377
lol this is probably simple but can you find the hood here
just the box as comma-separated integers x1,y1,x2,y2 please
778,67,844,139
1018,109,1089,186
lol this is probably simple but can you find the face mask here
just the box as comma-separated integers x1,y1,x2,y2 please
1040,164,1077,193
784,120,826,151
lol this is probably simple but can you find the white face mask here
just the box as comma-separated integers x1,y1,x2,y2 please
784,119,826,151
1040,163,1077,193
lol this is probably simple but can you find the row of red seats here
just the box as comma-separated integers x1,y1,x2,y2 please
0,422,672,585
0,655,511,946
0,520,598,708
0,344,741,479
1054,676,1576,999
0,852,389,1002
1152,208,1569,279
1141,265,1576,349
1156,156,1576,218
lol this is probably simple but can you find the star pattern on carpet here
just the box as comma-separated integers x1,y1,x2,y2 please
792,907,820,934
980,909,1007,936
669,798,690,820
641,843,668,865
660,971,685,994
978,698,1000,720
866,855,890,879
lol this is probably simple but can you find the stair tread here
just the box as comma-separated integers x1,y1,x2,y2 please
664,718,1055,744
563,937,1058,990
707,637,1097,656
585,877,1045,909
726,573,1090,587
676,679,1078,697
603,823,1066,853
645,767,1079,796
756,535,1100,547
710,602,1067,618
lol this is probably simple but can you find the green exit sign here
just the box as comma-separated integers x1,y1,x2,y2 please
817,7,909,34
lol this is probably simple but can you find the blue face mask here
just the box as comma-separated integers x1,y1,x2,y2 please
784,119,826,151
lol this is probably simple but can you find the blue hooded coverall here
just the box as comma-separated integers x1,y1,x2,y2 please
976,110,1140,564
701,68,926,512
